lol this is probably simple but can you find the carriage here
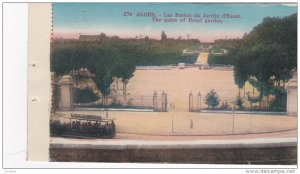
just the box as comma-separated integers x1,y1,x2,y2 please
50,114,116,138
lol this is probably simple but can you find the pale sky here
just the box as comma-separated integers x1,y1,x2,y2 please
53,3,297,42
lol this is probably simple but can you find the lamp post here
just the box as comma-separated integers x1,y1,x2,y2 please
104,68,110,118
171,114,174,133
232,105,235,133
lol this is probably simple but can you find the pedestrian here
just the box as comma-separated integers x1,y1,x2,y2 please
190,119,193,129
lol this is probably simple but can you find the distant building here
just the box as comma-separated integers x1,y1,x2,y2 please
182,49,200,56
211,49,229,56
178,63,186,69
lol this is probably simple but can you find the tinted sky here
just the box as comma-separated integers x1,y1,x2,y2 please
53,3,297,42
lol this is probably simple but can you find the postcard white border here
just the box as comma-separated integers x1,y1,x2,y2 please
2,1,299,172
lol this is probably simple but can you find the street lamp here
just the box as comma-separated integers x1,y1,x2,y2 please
171,114,174,133
231,105,235,133
104,68,110,118
165,92,168,110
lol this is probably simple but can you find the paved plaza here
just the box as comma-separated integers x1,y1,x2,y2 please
126,68,239,111
57,110,297,137
56,67,297,139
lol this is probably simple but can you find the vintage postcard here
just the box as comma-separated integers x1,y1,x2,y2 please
28,3,297,165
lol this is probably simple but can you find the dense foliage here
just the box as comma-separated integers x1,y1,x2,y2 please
208,55,235,65
74,88,99,103
51,34,199,96
233,13,297,107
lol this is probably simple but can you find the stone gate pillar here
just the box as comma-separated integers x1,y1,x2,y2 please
162,91,166,110
58,75,74,111
197,92,201,112
189,92,193,112
165,93,168,110
286,78,297,116
153,91,157,110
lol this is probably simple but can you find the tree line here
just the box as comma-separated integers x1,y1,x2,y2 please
51,32,200,97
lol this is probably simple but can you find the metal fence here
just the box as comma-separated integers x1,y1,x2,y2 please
188,92,234,112
152,91,168,112
135,64,234,71
136,66,172,70
74,91,168,112
188,91,280,112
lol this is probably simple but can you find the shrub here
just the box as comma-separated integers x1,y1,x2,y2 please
74,88,99,103
205,89,220,109
268,89,287,111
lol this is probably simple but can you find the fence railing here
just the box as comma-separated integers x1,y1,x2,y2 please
135,64,234,71
74,91,168,112
136,66,172,70
188,91,283,112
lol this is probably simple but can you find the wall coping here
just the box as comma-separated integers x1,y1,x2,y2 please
50,137,297,150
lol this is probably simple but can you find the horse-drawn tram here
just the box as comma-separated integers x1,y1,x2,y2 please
50,114,116,138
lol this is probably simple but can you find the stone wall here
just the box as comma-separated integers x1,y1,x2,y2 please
286,78,297,116
50,144,297,164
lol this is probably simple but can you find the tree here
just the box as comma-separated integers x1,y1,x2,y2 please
161,31,167,41
234,63,248,97
233,13,297,108
51,33,201,103
144,36,150,41
177,35,182,40
235,14,297,83
114,58,135,96
205,89,220,109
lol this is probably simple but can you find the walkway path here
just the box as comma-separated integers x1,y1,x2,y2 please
56,110,297,136
115,129,297,141
196,52,209,64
